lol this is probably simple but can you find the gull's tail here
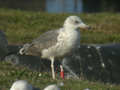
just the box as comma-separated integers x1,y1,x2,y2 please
19,43,31,55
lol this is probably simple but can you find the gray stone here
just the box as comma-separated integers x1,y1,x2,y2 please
0,30,8,60
4,43,120,84
5,54,51,71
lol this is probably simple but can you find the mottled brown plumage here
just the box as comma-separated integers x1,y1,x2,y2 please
21,30,59,56
19,16,90,79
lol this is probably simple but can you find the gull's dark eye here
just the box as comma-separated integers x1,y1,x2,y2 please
75,21,79,24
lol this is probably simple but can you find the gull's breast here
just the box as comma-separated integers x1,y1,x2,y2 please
41,29,80,59
57,29,80,56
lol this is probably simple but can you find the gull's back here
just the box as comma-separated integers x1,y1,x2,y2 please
21,29,59,56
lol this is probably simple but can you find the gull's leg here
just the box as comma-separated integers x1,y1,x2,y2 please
50,57,55,79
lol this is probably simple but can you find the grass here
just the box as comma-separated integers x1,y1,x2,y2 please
0,61,120,90
0,8,120,44
0,8,120,89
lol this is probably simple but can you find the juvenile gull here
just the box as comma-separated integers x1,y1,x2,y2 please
19,16,90,79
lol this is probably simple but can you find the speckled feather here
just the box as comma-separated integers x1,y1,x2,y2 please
23,30,59,56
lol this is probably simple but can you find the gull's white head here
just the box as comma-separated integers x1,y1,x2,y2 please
64,16,90,30
10,80,33,90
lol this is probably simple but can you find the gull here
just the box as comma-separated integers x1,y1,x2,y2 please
19,16,90,79
44,82,63,90
10,80,33,90
43,84,60,90
10,80,63,90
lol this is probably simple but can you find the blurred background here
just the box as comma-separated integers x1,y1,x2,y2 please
0,0,120,13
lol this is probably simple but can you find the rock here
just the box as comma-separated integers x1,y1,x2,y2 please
5,54,60,72
7,44,22,54
4,43,120,84
0,30,8,60
64,44,120,83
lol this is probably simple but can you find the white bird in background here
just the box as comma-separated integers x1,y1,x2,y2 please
43,84,60,90
10,80,62,90
44,82,63,90
19,16,90,79
10,80,33,90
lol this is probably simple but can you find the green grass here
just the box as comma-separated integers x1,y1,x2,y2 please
0,8,120,89
0,8,120,44
0,61,120,90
